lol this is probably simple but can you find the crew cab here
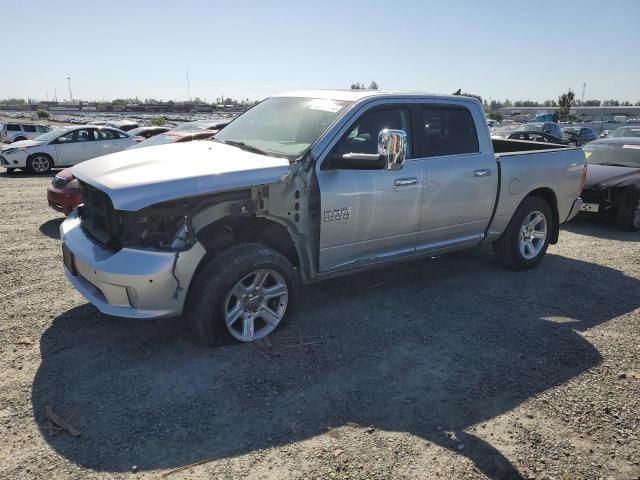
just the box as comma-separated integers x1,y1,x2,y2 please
60,91,586,345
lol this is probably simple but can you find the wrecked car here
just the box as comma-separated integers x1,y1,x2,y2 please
61,90,586,344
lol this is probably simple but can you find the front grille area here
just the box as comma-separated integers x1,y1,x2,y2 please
52,176,67,188
80,183,122,250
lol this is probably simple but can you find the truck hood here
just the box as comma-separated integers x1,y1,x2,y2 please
71,140,292,211
583,163,640,190
2,139,43,150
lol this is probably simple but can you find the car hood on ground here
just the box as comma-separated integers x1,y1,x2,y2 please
2,139,43,150
71,141,292,211
584,163,640,190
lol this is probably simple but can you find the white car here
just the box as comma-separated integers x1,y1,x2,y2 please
0,126,139,174
0,123,50,143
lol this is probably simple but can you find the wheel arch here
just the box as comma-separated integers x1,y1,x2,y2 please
524,187,559,244
193,215,303,279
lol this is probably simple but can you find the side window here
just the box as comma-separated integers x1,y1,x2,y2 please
22,125,37,133
7,124,21,131
116,131,129,139
96,129,118,140
420,106,479,157
530,133,547,142
333,108,412,158
512,133,526,140
36,126,49,133
60,129,94,143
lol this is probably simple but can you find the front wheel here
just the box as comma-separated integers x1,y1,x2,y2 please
5,168,15,174
493,196,552,270
27,154,53,174
186,243,300,345
616,194,640,231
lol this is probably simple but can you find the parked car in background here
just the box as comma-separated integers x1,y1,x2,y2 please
599,130,611,138
491,123,521,138
0,126,138,174
60,90,584,344
562,127,597,146
126,126,172,139
516,122,564,140
1,123,50,143
607,126,640,138
127,120,229,150
93,120,139,132
580,137,640,230
47,168,81,215
507,130,572,146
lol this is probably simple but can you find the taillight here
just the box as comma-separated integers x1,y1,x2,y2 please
578,162,588,194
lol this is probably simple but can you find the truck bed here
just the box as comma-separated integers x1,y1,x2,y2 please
492,138,570,155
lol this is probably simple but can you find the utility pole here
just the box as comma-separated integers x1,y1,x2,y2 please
186,70,191,103
67,77,73,103
581,83,586,104
54,89,57,102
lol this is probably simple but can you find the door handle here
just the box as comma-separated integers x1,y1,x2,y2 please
394,177,419,187
474,169,492,177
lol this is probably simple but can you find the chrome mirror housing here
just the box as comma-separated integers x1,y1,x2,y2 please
378,129,406,170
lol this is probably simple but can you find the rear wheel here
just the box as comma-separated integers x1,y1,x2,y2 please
493,196,552,270
186,243,300,345
27,154,53,174
14,136,27,142
616,193,640,231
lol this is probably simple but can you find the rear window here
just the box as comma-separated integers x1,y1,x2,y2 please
420,106,479,157
7,124,21,131
583,142,640,168
22,125,37,132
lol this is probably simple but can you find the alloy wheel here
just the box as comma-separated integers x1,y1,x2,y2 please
223,269,289,342
519,211,547,259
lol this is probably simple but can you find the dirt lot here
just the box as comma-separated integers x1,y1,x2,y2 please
0,171,639,480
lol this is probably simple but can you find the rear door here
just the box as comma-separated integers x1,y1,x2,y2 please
93,128,125,156
415,102,497,250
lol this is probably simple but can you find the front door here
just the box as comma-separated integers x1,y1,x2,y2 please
415,103,497,249
53,128,97,166
316,107,423,272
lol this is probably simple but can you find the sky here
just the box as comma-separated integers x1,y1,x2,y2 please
2,0,639,103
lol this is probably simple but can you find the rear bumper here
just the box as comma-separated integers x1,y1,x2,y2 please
47,186,81,215
60,209,206,319
565,197,583,222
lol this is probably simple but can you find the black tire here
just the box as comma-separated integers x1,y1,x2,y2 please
26,154,53,174
493,196,553,270
14,136,27,142
185,243,300,345
616,193,640,231
5,168,15,174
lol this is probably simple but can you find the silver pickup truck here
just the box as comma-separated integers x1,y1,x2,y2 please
61,91,586,344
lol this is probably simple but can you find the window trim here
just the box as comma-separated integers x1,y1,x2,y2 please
414,103,481,159
321,104,415,171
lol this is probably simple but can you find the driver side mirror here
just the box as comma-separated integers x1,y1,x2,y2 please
378,129,406,170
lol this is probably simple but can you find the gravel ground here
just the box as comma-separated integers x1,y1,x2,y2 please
0,171,639,480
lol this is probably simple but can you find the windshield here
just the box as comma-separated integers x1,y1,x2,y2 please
610,127,640,138
516,123,543,132
34,127,71,143
583,142,640,167
214,96,353,159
